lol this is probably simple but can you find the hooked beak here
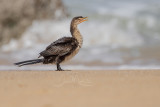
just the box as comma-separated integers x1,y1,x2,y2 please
80,17,88,23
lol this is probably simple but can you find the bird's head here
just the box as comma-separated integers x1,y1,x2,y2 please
72,16,88,25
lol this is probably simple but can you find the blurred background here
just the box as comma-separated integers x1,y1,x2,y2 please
0,0,160,70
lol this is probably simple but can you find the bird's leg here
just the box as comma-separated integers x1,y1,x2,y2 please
56,63,64,71
55,56,64,71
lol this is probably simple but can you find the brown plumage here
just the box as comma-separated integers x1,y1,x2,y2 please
14,16,88,71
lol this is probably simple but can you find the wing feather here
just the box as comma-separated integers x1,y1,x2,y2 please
39,37,78,57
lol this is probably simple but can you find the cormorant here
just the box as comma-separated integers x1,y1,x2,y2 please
15,16,88,71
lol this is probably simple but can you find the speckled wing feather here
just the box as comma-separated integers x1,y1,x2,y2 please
39,37,78,57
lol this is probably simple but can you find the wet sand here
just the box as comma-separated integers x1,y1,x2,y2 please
0,70,160,107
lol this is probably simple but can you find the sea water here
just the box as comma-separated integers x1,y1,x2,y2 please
0,0,160,70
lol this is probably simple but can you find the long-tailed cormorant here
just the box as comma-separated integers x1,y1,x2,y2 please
15,16,88,71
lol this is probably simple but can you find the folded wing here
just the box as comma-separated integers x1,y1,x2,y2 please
39,37,78,57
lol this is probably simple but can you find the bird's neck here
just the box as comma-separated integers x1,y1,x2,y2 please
70,23,83,47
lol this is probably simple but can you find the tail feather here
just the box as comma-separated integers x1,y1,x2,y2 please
14,59,43,67
14,59,42,65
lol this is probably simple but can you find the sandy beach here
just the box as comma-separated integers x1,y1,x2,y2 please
0,70,160,107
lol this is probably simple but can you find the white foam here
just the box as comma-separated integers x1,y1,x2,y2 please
1,18,145,52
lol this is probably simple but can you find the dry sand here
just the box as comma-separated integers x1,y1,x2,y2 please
0,70,160,107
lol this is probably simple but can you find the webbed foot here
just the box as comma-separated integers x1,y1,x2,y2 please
56,63,64,71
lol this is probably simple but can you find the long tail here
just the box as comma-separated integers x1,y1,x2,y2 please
14,59,43,67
